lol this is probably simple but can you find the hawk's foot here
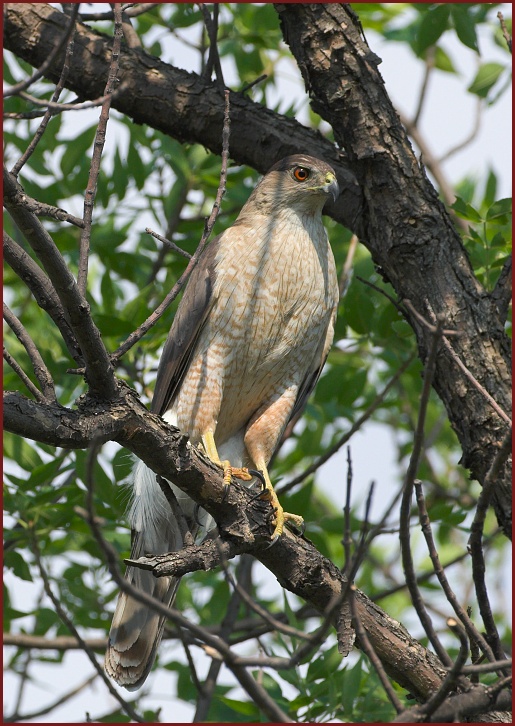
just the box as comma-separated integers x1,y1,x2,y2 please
255,464,304,542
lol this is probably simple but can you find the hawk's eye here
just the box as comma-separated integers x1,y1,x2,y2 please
293,166,310,182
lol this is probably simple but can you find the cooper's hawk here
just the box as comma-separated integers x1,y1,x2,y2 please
105,154,339,689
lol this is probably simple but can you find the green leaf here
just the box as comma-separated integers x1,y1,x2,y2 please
434,46,457,74
4,432,44,471
486,198,512,221
4,550,33,581
416,4,450,55
468,63,505,98
451,6,479,53
451,197,483,223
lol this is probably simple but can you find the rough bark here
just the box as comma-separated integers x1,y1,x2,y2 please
2,2,362,230
275,3,512,537
4,385,448,703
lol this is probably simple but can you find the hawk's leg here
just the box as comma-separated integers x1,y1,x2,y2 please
254,458,304,542
201,431,253,485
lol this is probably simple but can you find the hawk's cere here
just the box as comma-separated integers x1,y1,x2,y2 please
105,154,340,689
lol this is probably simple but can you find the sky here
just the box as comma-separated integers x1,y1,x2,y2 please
3,3,512,723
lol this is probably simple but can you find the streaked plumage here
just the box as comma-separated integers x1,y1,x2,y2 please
105,154,340,689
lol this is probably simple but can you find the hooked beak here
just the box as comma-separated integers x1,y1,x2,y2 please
325,174,339,203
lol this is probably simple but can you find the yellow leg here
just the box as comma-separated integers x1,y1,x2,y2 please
202,431,253,484
255,458,304,541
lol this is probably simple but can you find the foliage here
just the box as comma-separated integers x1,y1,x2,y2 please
3,3,511,723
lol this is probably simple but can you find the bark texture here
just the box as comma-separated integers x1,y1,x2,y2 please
275,3,512,537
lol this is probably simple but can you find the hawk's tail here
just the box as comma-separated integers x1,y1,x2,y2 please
104,461,204,690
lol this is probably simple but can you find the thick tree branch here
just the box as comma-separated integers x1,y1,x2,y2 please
2,3,363,233
274,3,512,538
3,386,447,702
3,168,116,398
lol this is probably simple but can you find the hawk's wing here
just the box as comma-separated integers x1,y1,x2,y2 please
150,235,221,416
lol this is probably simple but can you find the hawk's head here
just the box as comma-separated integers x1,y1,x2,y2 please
242,154,340,217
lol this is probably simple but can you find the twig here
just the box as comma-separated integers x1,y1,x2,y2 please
194,557,253,722
278,354,416,494
419,298,511,424
400,618,469,722
414,480,499,666
342,447,354,577
497,12,512,53
3,5,79,99
3,303,56,401
412,46,435,127
3,346,44,401
111,89,232,362
468,429,512,663
457,658,512,675
349,585,405,714
10,18,77,177
338,233,359,298
399,315,453,667
146,226,192,260
221,558,311,642
356,275,406,314
29,524,145,723
199,3,225,89
77,4,123,296
4,191,84,227
373,532,499,602
4,674,98,723
79,4,160,21
18,89,112,112
438,97,482,163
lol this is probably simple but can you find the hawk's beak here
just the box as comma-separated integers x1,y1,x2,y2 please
325,174,339,203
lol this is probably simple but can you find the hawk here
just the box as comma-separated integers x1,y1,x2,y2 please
105,154,340,689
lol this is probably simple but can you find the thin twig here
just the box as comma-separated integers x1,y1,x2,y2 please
497,11,512,53
349,585,405,714
4,674,97,723
421,301,512,426
194,557,253,722
338,233,359,298
156,475,195,547
399,315,453,667
456,658,512,675
468,429,512,663
438,97,482,163
3,5,79,99
146,226,192,260
342,447,354,577
3,346,44,401
29,524,145,723
414,480,499,666
11,18,77,177
3,303,56,401
77,4,123,295
111,89,232,362
412,46,435,127
278,354,416,494
199,3,225,89
413,618,469,721
440,334,512,426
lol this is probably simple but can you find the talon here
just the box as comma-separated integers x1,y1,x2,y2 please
248,469,267,490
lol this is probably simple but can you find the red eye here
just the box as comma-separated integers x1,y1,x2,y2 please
293,166,310,182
